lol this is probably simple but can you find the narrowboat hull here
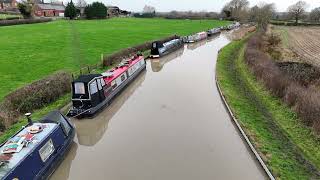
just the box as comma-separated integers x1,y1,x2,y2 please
150,39,184,59
207,29,221,37
0,111,75,180
67,61,146,118
37,128,75,180
183,32,208,43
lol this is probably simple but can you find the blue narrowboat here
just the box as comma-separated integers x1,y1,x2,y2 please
0,111,75,180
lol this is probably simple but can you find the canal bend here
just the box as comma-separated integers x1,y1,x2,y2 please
51,34,266,180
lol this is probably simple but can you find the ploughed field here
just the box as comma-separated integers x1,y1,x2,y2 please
273,26,320,66
0,18,230,100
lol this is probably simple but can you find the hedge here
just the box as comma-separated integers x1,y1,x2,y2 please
0,71,71,129
0,18,52,26
102,35,180,66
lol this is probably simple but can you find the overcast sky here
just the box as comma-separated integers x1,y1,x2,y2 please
91,0,320,12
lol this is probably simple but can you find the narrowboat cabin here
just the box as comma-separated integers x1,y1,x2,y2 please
150,38,184,58
207,27,221,36
68,54,146,118
226,22,240,30
0,111,75,180
183,31,208,43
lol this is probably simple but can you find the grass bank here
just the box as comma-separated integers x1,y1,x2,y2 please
0,18,230,100
216,39,320,179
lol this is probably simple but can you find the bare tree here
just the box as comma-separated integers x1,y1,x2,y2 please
76,0,87,8
287,1,308,24
222,0,249,21
143,5,155,14
309,7,320,22
250,3,275,30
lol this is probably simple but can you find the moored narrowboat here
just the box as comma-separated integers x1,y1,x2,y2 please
67,54,146,118
150,38,184,58
207,27,221,36
0,111,75,180
183,31,208,43
225,22,241,30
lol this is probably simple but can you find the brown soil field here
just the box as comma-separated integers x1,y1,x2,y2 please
272,26,320,67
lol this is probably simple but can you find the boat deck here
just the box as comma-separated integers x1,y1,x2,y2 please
104,56,144,84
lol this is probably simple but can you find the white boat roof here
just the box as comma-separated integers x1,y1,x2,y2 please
0,123,58,178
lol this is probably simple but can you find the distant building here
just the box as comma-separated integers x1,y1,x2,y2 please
107,6,130,17
34,3,65,17
0,0,17,11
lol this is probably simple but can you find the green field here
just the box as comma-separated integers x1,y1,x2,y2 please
0,18,229,100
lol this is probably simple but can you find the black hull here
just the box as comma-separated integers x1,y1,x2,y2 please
68,63,147,118
150,43,184,59
207,31,221,37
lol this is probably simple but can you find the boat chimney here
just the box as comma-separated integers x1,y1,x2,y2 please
25,113,33,125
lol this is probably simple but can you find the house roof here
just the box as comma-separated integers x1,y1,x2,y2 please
37,3,65,11
0,0,13,3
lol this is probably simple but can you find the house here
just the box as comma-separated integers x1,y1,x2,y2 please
107,6,119,17
107,6,131,17
0,0,17,10
34,3,65,17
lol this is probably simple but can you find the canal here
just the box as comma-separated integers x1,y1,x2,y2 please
51,34,266,180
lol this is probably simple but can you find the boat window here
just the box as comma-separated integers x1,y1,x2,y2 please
74,82,85,95
97,79,102,90
121,74,126,82
153,43,157,48
111,81,117,90
39,139,55,162
100,78,106,87
90,81,98,94
60,116,72,136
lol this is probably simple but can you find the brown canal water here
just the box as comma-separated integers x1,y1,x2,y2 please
51,34,266,180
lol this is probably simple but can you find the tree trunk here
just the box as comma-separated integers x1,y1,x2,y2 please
295,15,298,25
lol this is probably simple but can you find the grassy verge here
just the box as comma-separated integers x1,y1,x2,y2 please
216,39,320,179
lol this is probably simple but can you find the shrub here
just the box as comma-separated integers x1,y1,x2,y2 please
84,2,107,19
284,83,304,107
17,1,32,19
0,18,52,26
296,87,320,127
245,33,320,134
0,71,71,127
65,1,77,19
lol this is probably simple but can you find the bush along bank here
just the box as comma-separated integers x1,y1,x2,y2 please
0,18,52,26
216,37,320,179
0,71,71,129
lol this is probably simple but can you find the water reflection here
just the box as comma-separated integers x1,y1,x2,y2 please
150,47,185,72
50,142,78,180
74,70,147,146
186,39,207,50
